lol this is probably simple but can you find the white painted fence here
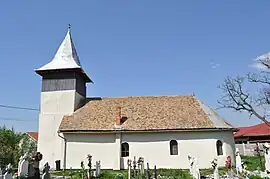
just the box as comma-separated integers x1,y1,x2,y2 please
235,143,263,156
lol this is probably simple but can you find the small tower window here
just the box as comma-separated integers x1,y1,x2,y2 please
121,142,129,157
170,140,178,155
216,140,223,156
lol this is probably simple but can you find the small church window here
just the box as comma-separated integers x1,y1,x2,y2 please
121,142,129,157
216,140,223,156
170,140,178,155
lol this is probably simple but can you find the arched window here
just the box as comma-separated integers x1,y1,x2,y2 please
121,142,129,157
170,140,178,155
216,140,223,156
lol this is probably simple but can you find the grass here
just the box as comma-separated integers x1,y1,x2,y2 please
51,169,192,179
51,155,266,179
242,155,265,171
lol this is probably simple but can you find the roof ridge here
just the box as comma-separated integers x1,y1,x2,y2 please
193,96,234,129
99,95,194,99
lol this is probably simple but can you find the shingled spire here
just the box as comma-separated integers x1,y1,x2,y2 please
36,25,92,82
36,25,81,71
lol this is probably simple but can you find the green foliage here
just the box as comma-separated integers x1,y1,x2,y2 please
200,167,228,176
249,176,268,179
242,155,265,171
50,155,266,179
0,126,23,168
99,170,127,179
19,133,37,157
51,169,192,179
0,126,37,169
156,169,192,179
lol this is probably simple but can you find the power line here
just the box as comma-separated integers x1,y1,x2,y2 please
0,104,39,111
0,117,38,121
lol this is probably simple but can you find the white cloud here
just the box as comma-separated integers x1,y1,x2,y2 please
210,61,221,69
250,52,270,71
249,62,269,70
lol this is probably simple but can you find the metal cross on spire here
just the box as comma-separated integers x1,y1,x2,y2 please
68,24,71,31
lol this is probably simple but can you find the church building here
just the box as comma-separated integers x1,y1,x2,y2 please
35,26,236,170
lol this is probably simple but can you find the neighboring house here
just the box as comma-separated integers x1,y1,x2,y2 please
19,132,38,155
35,26,237,170
234,123,270,144
234,123,270,156
26,132,38,143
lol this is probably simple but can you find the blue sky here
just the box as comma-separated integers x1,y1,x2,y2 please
0,1,268,132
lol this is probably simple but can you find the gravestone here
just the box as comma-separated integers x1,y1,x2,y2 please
264,142,270,173
18,153,29,177
127,159,131,179
27,152,43,179
17,155,24,176
42,162,50,179
235,148,243,174
187,154,193,175
187,155,200,179
137,157,144,175
227,170,238,179
211,158,219,179
94,161,101,178
193,157,200,179
87,154,92,179
0,167,2,179
3,164,12,179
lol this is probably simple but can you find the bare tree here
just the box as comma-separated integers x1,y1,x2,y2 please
218,54,270,126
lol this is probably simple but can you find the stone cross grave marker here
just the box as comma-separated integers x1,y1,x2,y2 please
42,162,50,179
193,157,200,179
94,161,101,178
264,142,270,173
188,155,200,179
235,148,243,175
127,159,132,179
18,153,29,177
87,154,92,179
0,166,2,179
3,164,12,179
211,158,219,179
137,157,144,175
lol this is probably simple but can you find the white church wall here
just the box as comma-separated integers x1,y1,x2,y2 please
38,113,65,169
38,90,84,169
40,90,78,114
63,130,235,170
121,130,235,169
65,133,116,169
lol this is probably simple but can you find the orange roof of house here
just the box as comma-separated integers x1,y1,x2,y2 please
234,123,270,137
26,132,38,141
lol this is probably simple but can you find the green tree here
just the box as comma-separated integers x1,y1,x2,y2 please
0,126,23,169
19,133,37,157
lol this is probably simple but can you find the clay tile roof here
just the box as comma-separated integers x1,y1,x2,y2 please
234,123,270,137
59,95,234,132
26,132,38,141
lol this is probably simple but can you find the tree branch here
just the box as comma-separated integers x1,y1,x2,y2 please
218,76,270,126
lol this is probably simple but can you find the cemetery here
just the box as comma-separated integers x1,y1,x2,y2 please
1,5,270,179
0,25,268,179
0,142,270,179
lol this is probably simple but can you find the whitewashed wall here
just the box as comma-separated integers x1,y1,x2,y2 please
38,90,84,169
64,130,235,169
65,133,116,169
